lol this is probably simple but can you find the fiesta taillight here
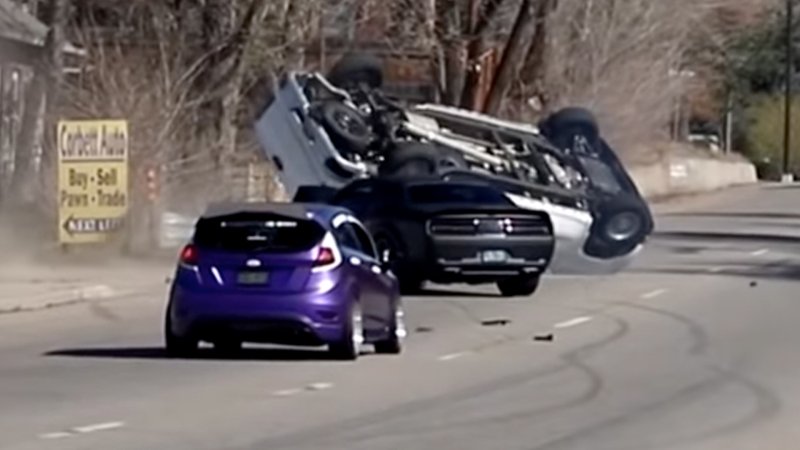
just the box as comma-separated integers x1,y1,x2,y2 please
180,244,199,266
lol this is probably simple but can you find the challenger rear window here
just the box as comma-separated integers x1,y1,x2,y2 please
193,213,325,252
407,184,512,205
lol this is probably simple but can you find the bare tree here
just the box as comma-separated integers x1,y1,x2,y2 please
502,0,724,159
8,0,70,206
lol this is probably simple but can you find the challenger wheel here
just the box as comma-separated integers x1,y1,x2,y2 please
497,275,541,297
374,232,424,295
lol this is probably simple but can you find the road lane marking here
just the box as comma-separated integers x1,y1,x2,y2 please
641,289,667,299
80,285,116,300
72,421,125,434
707,267,724,273
553,316,593,329
305,382,334,391
438,351,469,361
39,432,72,439
751,248,769,256
273,388,302,397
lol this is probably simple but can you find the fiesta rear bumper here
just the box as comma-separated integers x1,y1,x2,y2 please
168,282,351,345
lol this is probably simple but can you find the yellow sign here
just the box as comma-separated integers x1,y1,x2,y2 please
57,120,129,244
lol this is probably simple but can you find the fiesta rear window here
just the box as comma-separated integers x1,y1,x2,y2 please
407,184,511,205
193,213,325,252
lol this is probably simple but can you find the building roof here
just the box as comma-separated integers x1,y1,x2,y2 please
0,0,48,46
0,0,85,58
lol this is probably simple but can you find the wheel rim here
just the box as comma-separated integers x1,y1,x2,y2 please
375,236,395,263
352,303,365,352
395,304,407,339
605,211,643,242
333,110,367,137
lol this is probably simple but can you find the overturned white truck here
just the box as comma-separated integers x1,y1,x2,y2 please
254,54,653,275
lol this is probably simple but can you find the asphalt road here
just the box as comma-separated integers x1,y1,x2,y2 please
2,183,800,450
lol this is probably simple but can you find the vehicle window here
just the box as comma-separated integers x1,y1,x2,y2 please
334,183,375,213
407,183,511,205
332,222,363,252
193,213,325,252
335,183,373,202
350,222,378,259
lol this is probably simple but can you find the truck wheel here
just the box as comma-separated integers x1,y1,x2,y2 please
318,101,373,154
539,107,601,154
378,143,465,178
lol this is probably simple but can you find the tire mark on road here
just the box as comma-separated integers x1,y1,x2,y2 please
528,303,781,450
88,301,122,322
246,314,630,449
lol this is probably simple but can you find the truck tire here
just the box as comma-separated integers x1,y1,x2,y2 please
539,107,601,154
318,101,373,154
378,143,466,178
328,53,384,90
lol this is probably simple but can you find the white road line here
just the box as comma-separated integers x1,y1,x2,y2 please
751,248,769,256
437,351,469,361
39,432,72,439
72,421,125,434
80,285,116,300
305,382,334,391
553,316,593,329
707,267,724,273
273,388,302,397
641,289,667,300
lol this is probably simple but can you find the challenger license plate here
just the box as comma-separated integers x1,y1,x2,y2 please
237,271,270,285
481,250,509,263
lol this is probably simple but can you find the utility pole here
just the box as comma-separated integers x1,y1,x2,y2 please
724,89,733,154
783,0,795,182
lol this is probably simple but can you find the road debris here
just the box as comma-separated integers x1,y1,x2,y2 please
481,318,512,327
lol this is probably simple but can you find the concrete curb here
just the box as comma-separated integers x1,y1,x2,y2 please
0,284,126,315
629,155,757,200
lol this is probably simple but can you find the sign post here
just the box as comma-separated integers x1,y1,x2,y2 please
57,120,129,245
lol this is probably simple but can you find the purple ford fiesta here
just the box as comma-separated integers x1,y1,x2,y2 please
164,202,405,360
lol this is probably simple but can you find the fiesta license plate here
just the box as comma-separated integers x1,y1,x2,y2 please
237,271,270,285
481,250,509,263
